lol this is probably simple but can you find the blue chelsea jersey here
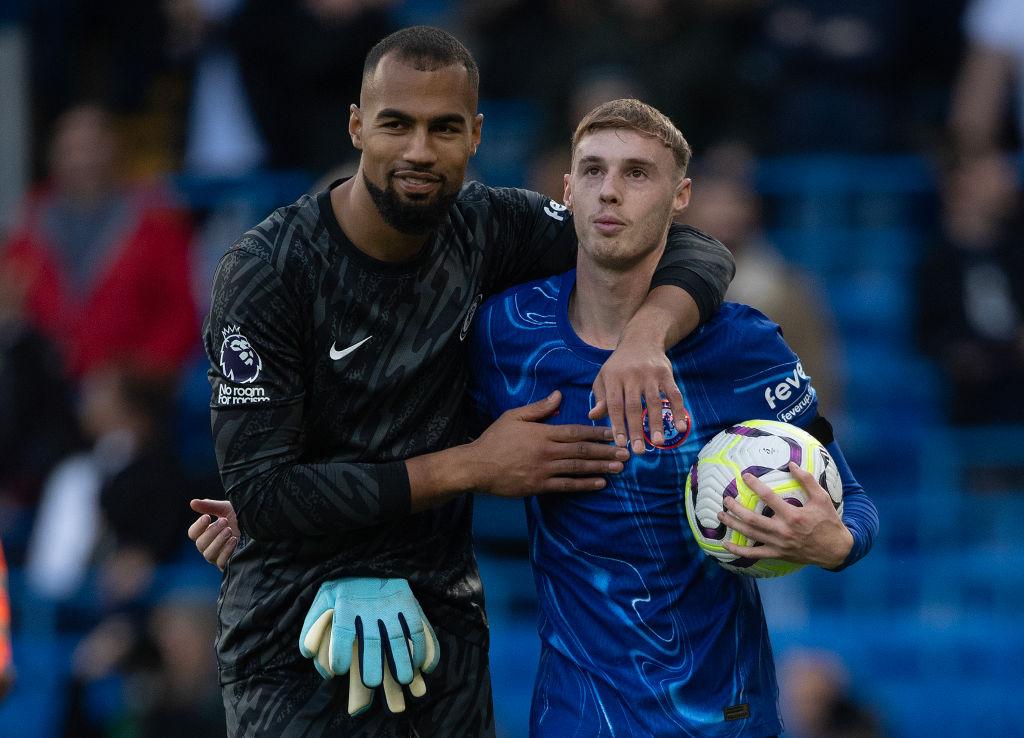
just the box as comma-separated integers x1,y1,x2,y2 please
468,269,864,737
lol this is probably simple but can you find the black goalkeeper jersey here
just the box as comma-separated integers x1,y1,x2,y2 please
203,180,734,684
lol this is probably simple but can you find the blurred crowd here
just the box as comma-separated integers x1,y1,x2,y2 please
1,0,1023,735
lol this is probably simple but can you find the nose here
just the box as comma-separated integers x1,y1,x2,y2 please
598,174,621,204
403,127,437,167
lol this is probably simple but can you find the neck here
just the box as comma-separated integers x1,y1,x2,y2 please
569,251,661,350
331,173,429,262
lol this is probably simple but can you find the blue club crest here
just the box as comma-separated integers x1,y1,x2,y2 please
642,398,691,449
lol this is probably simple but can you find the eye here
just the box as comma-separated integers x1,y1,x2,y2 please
584,165,602,176
627,168,647,179
434,123,462,134
381,120,407,130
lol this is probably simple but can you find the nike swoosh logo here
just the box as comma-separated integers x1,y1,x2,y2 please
329,335,373,361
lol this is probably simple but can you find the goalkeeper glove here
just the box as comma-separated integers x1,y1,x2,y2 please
299,577,440,715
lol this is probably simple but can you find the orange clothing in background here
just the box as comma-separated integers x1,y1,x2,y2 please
0,540,11,686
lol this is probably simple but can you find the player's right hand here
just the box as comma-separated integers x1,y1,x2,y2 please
299,577,440,715
188,498,239,570
469,390,629,496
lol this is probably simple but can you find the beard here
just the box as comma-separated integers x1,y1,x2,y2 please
363,171,459,235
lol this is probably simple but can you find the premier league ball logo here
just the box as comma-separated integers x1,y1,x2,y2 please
220,325,262,384
642,398,691,449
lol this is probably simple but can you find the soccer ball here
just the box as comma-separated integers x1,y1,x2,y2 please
684,419,843,578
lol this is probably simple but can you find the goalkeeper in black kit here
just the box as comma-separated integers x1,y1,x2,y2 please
193,26,734,737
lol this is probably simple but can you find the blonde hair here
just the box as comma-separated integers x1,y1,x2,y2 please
571,98,691,174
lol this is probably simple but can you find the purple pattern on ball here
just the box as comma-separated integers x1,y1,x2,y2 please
741,465,775,479
728,425,772,438
724,480,739,500
703,524,726,541
783,436,803,466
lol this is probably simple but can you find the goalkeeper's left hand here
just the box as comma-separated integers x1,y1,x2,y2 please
299,577,440,715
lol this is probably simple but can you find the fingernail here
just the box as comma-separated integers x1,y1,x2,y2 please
631,440,645,454
615,433,628,447
607,462,622,472
603,428,614,440
652,432,664,445
614,449,629,461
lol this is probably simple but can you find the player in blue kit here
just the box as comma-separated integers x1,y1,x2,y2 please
190,92,878,733
467,99,878,736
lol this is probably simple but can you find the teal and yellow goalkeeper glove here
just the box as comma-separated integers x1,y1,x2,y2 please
299,578,440,715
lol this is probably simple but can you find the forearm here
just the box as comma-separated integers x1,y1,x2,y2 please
621,285,700,351
226,457,412,540
405,443,480,514
824,440,879,571
831,492,879,571
655,223,735,323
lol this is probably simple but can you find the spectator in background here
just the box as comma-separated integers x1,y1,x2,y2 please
21,365,193,736
0,105,198,378
137,594,224,737
753,0,913,152
779,649,882,738
916,149,1024,425
229,0,397,174
26,366,191,602
471,0,763,143
164,0,268,177
950,0,1024,153
0,258,80,531
685,142,844,413
26,1,173,175
528,66,647,200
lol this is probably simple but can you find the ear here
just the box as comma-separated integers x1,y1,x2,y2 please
563,173,572,209
349,104,363,150
673,177,692,216
470,113,483,156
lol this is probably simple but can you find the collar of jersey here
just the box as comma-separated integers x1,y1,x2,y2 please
555,269,615,365
317,179,438,276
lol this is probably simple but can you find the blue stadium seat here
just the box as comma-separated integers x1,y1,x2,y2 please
470,100,542,188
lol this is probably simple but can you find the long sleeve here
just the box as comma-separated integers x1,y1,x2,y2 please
824,438,879,571
205,247,410,541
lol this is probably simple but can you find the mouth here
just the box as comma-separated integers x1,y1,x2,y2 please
392,170,443,196
593,215,627,235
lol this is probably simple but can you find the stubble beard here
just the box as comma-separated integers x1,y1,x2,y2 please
363,171,458,235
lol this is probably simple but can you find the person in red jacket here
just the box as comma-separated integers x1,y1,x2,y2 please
1,104,197,378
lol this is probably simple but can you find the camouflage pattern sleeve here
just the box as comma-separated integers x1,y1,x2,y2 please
204,246,409,541
481,186,579,295
657,224,736,323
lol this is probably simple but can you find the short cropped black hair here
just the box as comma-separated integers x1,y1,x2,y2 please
363,26,479,94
